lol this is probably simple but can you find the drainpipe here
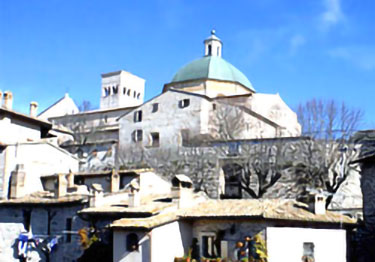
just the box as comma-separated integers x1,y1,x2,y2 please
3,147,9,199
147,231,152,262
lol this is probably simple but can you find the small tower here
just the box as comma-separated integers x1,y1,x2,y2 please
100,70,145,109
204,30,222,57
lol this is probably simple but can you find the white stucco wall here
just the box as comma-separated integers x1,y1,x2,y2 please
139,171,171,197
113,222,191,262
101,71,145,109
38,94,79,120
248,93,301,136
267,227,347,262
0,116,42,144
151,221,191,262
113,231,150,262
2,142,79,198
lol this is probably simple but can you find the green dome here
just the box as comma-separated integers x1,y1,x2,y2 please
171,56,255,91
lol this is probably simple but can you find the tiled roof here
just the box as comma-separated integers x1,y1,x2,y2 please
180,199,356,224
111,212,179,229
110,199,356,230
80,201,175,216
0,191,88,205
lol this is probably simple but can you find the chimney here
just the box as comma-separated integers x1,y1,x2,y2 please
90,183,104,207
128,179,140,207
171,175,193,209
29,101,38,117
9,164,26,199
111,169,120,193
67,170,74,188
3,91,13,110
314,190,326,215
55,173,68,198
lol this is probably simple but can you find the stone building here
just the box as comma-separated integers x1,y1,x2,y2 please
37,31,300,174
0,91,79,199
118,31,301,156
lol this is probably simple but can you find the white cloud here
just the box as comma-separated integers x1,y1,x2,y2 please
329,46,375,71
289,34,306,55
320,0,344,29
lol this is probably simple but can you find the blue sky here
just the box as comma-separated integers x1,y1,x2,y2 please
1,0,374,128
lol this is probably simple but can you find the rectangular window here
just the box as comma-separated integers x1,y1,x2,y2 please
212,103,217,110
152,103,159,113
178,99,190,108
180,129,190,146
302,242,315,261
201,233,217,258
150,132,160,147
134,110,142,122
66,218,72,243
132,130,143,142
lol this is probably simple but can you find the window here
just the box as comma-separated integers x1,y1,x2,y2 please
74,176,84,185
127,89,131,96
113,85,118,94
152,103,159,113
212,103,216,110
178,99,190,108
123,87,127,94
150,132,160,147
22,210,31,231
133,91,136,98
132,130,143,142
201,233,217,258
302,242,315,262
180,129,190,146
104,87,110,96
66,218,72,242
222,164,243,199
137,93,141,99
217,46,220,56
134,110,142,122
126,233,139,251
208,44,212,56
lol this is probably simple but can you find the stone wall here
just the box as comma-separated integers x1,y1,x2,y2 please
0,204,89,262
361,163,375,231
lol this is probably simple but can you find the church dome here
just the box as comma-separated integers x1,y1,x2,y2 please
171,56,254,91
170,30,255,92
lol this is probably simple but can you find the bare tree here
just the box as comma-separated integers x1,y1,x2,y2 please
296,98,363,207
210,102,247,140
291,139,359,207
237,140,297,198
297,98,363,140
79,100,95,112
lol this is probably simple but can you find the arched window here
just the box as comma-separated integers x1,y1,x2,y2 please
208,44,212,56
113,85,118,94
123,87,126,94
126,233,139,251
133,91,136,98
127,89,131,96
137,93,140,99
104,87,110,96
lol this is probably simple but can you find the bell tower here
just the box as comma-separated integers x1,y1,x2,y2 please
100,70,145,109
